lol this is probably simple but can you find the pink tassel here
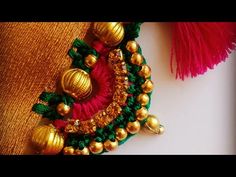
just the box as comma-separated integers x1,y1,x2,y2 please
171,22,236,80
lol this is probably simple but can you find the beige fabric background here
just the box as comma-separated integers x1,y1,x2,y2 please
0,22,91,154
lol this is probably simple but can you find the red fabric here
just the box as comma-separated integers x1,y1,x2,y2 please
171,22,236,80
53,119,68,130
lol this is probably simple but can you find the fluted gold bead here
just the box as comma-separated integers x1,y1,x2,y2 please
89,141,103,154
136,107,149,121
138,64,151,79
31,124,64,155
93,22,124,47
141,80,154,93
126,120,141,134
104,139,118,151
63,146,75,155
137,93,149,106
115,128,128,141
130,53,143,66
57,102,71,116
144,115,160,134
126,41,139,53
61,68,92,100
84,54,97,68
74,147,90,155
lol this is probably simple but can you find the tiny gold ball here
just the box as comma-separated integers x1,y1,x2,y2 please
115,128,128,141
137,93,149,106
145,115,160,134
57,103,71,116
104,139,118,151
74,147,90,155
126,120,141,134
141,80,154,93
138,64,151,79
130,53,143,66
158,125,165,135
126,41,139,53
89,141,103,154
63,146,75,155
136,107,149,121
85,54,97,68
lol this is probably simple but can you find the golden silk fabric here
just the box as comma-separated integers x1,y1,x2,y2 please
0,22,91,154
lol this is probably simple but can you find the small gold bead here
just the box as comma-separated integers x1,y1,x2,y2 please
63,146,75,155
74,147,90,155
130,53,143,66
136,107,149,121
89,141,103,154
57,102,71,116
138,64,151,79
104,139,118,151
85,54,97,68
126,120,141,134
137,93,149,106
141,80,154,93
158,125,165,135
115,128,128,141
126,41,139,53
144,115,160,134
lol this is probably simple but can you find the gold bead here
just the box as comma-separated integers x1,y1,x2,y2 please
85,54,97,68
158,125,165,135
89,141,103,154
63,146,75,155
136,107,148,121
57,102,71,116
74,147,90,155
31,124,64,155
104,139,118,151
130,53,143,66
126,120,141,134
126,41,139,53
115,128,128,141
137,93,149,106
61,68,92,100
144,115,160,134
141,80,154,93
93,22,124,46
138,64,151,79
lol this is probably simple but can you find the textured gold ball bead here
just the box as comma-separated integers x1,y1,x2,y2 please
126,41,139,53
31,124,64,155
104,139,118,151
158,125,165,135
85,54,97,68
126,120,141,134
130,53,143,66
145,115,160,134
115,128,128,141
141,80,154,93
136,107,149,121
93,22,124,46
63,146,75,155
138,64,151,78
57,102,71,116
61,68,92,100
74,147,90,155
89,141,103,154
137,93,149,106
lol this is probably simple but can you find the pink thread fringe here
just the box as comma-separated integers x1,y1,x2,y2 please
171,22,236,80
